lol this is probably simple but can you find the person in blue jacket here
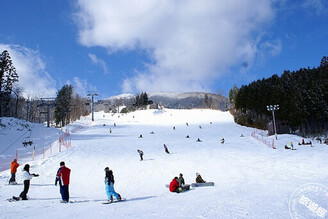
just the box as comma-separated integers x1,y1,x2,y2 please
104,167,122,203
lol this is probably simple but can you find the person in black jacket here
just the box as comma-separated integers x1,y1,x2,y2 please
164,144,170,154
104,167,121,202
137,149,144,161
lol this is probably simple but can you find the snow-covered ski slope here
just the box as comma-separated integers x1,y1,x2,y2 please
0,109,327,218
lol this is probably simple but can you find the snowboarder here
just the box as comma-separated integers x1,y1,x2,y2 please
284,145,291,149
137,149,144,161
169,177,180,193
178,173,185,186
55,161,71,203
199,125,202,129
186,135,190,138
164,144,170,154
221,138,225,144
196,138,202,142
104,167,122,203
195,173,206,183
13,164,39,200
114,123,116,127
9,159,19,184
139,134,143,138
186,122,189,126
109,128,112,133
173,126,176,130
290,142,294,150
150,131,154,134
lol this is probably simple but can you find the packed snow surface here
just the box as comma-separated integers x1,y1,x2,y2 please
0,109,327,218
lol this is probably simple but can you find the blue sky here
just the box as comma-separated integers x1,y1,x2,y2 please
0,0,327,99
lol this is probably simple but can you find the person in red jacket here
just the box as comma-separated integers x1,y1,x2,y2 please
169,177,181,193
55,161,71,203
9,159,19,184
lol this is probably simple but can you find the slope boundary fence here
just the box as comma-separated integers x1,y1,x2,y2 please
251,130,276,149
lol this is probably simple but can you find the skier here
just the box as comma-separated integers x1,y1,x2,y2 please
164,144,170,154
9,159,19,184
199,125,202,129
173,126,176,130
290,142,294,150
13,164,39,200
109,128,112,133
55,161,71,203
186,135,190,138
139,134,143,138
195,173,206,183
104,167,122,203
137,149,144,161
221,138,225,144
186,122,189,126
178,173,185,186
169,177,180,193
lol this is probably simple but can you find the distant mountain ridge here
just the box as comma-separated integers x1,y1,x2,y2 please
96,92,229,111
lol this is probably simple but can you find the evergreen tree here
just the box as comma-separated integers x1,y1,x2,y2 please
320,56,328,67
0,50,19,116
55,85,73,126
229,84,239,105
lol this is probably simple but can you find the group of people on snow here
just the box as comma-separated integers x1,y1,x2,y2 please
169,173,206,193
9,159,121,203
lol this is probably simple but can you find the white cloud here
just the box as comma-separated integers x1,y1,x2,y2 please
0,44,57,98
66,77,97,97
75,0,275,93
88,53,109,74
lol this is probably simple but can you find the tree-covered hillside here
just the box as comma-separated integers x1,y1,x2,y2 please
230,57,328,136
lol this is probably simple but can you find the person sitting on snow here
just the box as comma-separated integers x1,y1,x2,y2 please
169,177,180,193
195,173,206,183
196,138,202,142
178,173,185,186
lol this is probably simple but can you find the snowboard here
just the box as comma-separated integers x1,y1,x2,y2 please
7,196,20,202
190,182,214,187
165,184,190,188
180,185,190,192
102,198,126,204
165,184,190,192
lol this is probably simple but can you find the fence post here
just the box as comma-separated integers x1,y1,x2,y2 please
50,144,52,156
32,146,35,161
43,147,45,160
16,150,18,160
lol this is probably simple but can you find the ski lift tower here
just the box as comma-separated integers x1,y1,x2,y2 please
87,92,98,121
38,98,56,127
267,104,279,140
